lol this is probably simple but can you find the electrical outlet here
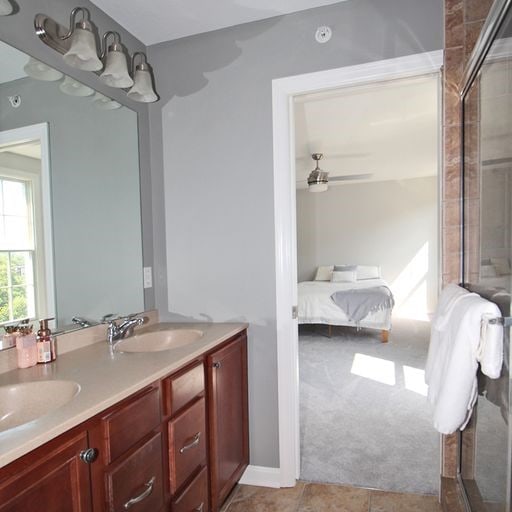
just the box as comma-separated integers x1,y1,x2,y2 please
143,267,153,289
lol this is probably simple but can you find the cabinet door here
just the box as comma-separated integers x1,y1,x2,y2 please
207,333,249,512
0,430,92,512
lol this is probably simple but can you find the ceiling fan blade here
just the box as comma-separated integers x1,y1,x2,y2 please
329,173,373,182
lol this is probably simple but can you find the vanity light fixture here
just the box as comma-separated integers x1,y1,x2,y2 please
59,75,94,97
34,9,159,103
99,32,133,88
127,53,158,103
24,57,64,82
91,92,122,110
0,0,13,16
62,8,103,71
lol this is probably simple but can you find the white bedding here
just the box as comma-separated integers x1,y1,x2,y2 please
298,278,393,331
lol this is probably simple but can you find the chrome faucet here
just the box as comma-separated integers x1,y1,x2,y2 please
103,314,145,346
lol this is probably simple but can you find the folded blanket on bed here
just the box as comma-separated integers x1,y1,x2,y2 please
330,286,395,326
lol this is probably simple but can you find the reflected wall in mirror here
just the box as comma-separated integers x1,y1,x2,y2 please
462,2,512,511
0,40,144,331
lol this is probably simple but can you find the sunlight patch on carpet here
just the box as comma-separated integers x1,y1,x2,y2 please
403,365,428,396
351,353,396,385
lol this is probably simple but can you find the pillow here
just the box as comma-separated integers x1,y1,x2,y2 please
490,257,510,276
356,265,381,280
314,265,334,281
334,264,357,272
331,270,357,283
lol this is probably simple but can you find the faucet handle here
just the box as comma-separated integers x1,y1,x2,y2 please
101,313,120,324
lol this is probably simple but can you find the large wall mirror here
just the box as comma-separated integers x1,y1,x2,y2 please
461,1,512,511
0,39,144,331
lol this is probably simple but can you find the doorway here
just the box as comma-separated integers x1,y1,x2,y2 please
271,50,443,488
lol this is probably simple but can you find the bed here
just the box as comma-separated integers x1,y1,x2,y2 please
298,265,394,342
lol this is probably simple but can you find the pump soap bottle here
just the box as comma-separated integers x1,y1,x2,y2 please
37,318,55,363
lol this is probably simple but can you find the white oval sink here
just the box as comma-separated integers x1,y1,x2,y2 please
114,329,204,353
0,380,80,433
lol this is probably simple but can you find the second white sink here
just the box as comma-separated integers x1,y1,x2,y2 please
0,380,80,433
114,329,204,353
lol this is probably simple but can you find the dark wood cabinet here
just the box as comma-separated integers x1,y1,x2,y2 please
0,428,92,512
207,333,249,512
88,384,164,512
0,329,248,512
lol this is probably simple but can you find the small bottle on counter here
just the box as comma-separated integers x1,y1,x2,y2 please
2,326,16,350
37,318,55,364
16,327,38,369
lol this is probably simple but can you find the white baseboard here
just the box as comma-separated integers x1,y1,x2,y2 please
239,465,282,488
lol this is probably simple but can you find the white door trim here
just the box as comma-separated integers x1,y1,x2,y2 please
272,50,444,487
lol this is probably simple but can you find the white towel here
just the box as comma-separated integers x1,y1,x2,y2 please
426,285,503,434
477,313,503,378
425,284,475,402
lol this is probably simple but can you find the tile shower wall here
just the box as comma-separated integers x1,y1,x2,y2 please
442,0,493,482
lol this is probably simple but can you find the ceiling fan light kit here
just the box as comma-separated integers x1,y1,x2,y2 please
305,153,374,192
307,153,329,192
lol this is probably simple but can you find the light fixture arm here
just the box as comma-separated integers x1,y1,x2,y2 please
61,7,91,39
131,52,150,72
100,31,121,59
35,8,95,55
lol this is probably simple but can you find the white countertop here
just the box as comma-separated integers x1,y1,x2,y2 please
0,322,247,468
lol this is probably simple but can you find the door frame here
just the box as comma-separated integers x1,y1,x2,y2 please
272,50,444,487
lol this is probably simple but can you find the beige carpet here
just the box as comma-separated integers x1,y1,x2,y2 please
299,317,439,495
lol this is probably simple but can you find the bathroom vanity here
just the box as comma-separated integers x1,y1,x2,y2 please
0,323,248,512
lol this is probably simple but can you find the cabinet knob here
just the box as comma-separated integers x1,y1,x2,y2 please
212,362,221,369
79,447,98,464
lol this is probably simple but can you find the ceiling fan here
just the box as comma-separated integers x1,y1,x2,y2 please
306,153,373,192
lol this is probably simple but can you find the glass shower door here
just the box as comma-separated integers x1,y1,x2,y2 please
461,2,512,511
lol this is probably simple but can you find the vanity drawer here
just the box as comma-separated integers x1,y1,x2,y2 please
163,361,205,417
102,384,161,463
168,397,207,494
172,466,209,512
106,432,164,512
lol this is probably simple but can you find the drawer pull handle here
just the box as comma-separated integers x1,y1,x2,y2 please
212,362,221,369
194,503,204,512
123,476,156,509
180,432,201,453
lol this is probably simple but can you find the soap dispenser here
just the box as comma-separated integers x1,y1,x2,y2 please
37,318,56,363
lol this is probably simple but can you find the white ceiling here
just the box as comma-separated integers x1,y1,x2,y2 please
294,75,439,188
0,141,41,160
90,0,346,45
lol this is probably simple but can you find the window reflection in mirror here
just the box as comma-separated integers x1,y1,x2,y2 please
0,40,144,331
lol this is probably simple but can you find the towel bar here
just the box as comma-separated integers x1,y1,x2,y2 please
485,316,512,326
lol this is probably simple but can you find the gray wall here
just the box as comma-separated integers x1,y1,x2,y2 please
0,77,143,326
297,177,439,316
0,0,155,309
148,0,444,467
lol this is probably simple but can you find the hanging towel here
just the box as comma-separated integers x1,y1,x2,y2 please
425,284,476,400
477,312,503,378
425,285,503,434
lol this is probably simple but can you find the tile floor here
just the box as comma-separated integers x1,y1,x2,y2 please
220,482,442,512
